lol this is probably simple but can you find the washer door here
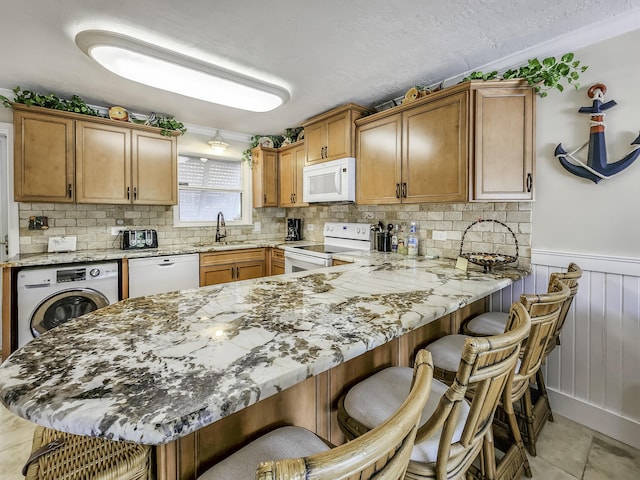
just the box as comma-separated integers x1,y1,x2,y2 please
30,288,109,338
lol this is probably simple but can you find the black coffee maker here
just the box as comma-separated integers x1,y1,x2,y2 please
286,218,302,241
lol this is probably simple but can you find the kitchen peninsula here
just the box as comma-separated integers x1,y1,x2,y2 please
0,254,527,479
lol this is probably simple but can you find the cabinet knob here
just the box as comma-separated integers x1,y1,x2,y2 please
526,173,533,192
395,183,400,199
134,187,138,200
263,193,267,204
67,183,73,198
127,186,130,199
402,182,407,198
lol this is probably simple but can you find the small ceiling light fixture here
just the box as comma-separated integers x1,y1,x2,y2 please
75,30,290,112
208,130,230,154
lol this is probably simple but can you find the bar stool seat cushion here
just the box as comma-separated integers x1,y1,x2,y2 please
426,334,470,372
428,333,521,377
465,312,509,336
199,426,330,480
343,366,469,463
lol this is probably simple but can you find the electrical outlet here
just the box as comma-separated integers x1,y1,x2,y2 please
111,227,127,235
432,230,447,241
307,224,315,231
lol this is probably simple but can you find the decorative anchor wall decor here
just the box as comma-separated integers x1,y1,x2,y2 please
555,83,640,183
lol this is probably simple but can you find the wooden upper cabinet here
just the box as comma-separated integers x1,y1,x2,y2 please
12,104,178,205
76,121,131,204
356,93,468,204
251,146,278,208
301,103,371,165
76,123,177,205
356,114,402,205
278,141,307,207
13,107,74,202
131,130,177,205
356,80,534,204
402,92,468,203
473,87,534,200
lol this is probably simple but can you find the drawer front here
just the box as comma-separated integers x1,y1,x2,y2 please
200,248,266,266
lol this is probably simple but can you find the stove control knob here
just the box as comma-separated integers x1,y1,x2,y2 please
89,268,100,277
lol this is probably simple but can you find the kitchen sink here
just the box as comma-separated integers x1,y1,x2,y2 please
194,241,251,247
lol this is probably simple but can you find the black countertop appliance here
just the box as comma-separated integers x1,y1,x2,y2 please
286,218,302,241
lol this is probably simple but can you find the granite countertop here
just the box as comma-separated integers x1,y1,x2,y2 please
0,255,528,445
0,240,306,268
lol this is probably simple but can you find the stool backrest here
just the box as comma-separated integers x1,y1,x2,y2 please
256,350,435,480
545,262,583,356
512,278,570,400
412,302,531,478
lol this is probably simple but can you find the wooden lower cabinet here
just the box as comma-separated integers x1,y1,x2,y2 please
199,249,266,286
155,298,488,480
331,259,352,266
270,248,285,275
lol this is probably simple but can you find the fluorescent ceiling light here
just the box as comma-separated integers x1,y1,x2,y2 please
75,30,290,112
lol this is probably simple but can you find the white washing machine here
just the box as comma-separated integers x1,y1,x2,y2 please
17,262,119,348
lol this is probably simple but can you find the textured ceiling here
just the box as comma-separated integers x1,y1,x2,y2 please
2,0,640,139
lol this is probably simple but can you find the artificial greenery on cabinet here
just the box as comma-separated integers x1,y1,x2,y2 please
0,87,186,136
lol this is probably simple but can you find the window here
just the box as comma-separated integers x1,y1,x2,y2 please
173,155,252,226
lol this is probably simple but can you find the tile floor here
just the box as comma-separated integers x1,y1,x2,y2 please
1,403,639,479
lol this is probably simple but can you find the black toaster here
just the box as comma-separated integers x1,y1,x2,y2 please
121,229,158,249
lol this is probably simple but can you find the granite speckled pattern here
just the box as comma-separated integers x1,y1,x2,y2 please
0,256,527,445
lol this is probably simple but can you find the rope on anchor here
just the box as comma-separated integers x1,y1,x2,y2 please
555,141,640,180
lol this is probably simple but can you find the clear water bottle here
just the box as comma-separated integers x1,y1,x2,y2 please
391,224,399,253
407,222,418,256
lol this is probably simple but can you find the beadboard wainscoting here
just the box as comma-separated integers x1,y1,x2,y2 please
489,250,640,449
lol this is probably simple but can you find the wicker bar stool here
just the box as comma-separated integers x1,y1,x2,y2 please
337,302,531,480
428,279,568,480
462,263,582,450
199,350,434,480
23,426,151,480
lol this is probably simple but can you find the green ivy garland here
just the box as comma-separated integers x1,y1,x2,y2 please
0,87,186,136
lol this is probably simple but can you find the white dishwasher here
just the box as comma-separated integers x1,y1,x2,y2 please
128,254,200,299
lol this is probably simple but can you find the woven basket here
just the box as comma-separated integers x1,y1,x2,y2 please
459,219,518,272
24,426,150,480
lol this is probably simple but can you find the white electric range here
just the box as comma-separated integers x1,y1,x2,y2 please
282,222,373,273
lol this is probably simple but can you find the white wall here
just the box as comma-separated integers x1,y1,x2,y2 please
533,29,640,257
521,28,640,447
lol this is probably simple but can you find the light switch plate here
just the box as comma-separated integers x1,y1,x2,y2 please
48,236,77,253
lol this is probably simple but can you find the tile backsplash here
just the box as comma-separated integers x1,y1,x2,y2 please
18,201,532,268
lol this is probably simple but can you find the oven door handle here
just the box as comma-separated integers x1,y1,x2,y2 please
284,250,325,264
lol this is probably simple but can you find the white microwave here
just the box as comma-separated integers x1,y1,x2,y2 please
302,157,356,203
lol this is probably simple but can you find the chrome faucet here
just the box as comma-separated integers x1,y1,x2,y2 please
215,211,227,242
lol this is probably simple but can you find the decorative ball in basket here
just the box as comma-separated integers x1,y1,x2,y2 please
459,219,519,272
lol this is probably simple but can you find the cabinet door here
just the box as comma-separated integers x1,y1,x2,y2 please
278,148,295,207
200,264,235,286
76,121,131,204
473,87,534,200
252,147,278,207
402,92,468,203
236,260,266,281
132,131,177,205
325,111,350,161
304,122,325,164
14,109,74,202
292,143,307,206
356,114,402,205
